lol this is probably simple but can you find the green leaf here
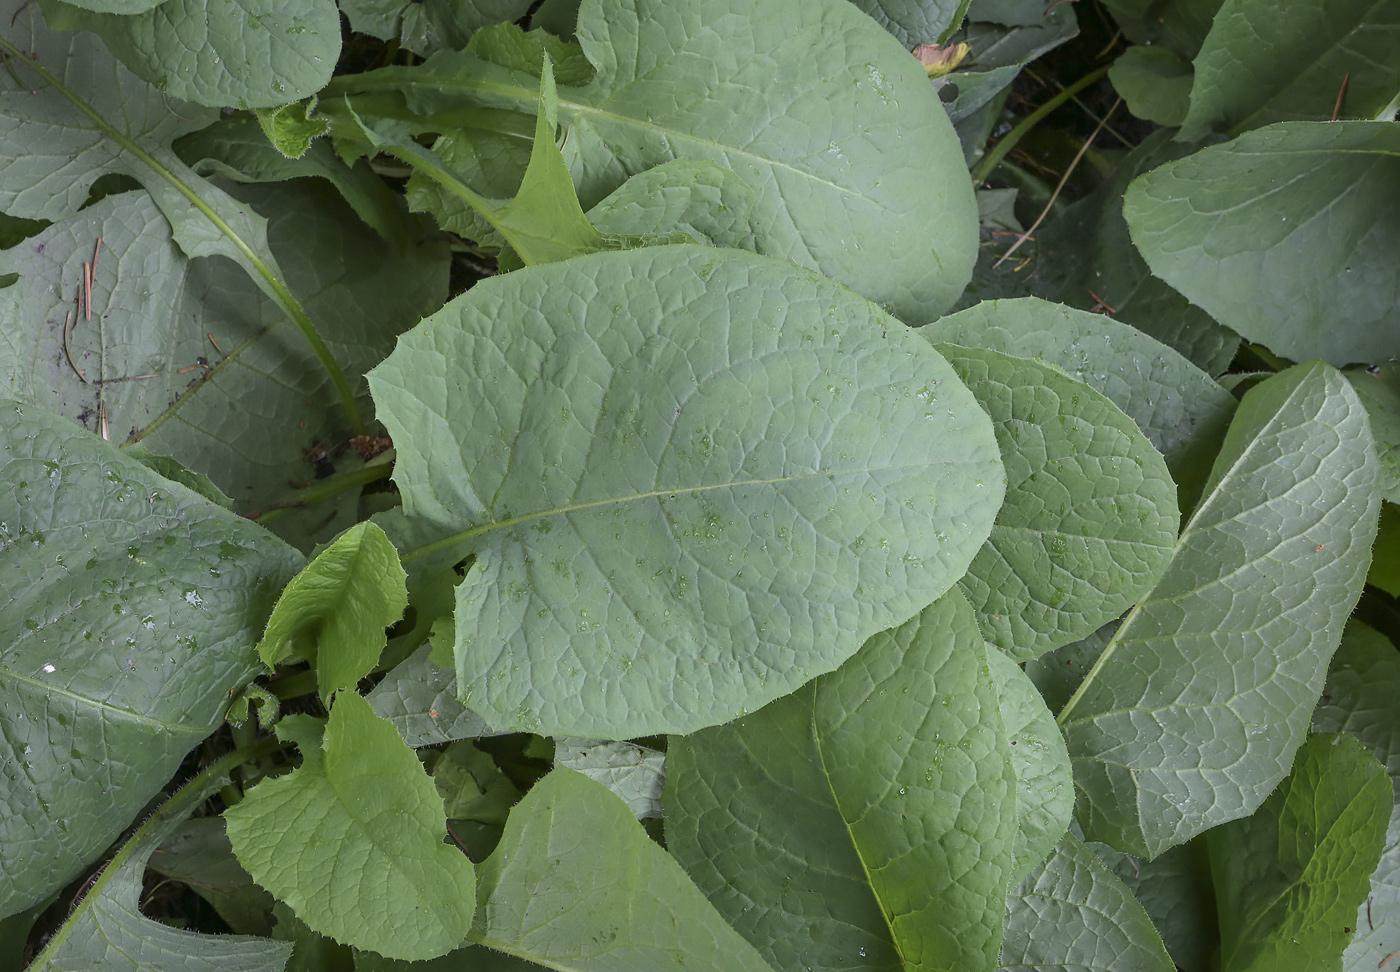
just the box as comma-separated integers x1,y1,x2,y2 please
848,0,970,45
433,740,521,825
0,400,302,917
934,344,1179,660
1368,502,1400,598
1058,362,1381,858
367,646,495,748
1177,0,1400,141
25,747,294,972
1312,622,1400,972
368,245,1003,737
125,447,235,509
1208,733,1391,972
1109,45,1192,127
38,0,340,109
986,647,1073,884
339,0,535,57
1029,130,1240,375
1091,840,1219,972
467,22,595,85
327,0,979,321
255,102,331,160
271,904,354,972
472,768,774,971
586,161,758,249
1124,121,1400,369
148,818,278,936
936,0,1079,122
554,737,665,820
1346,367,1400,504
666,590,1018,972
255,522,408,698
1023,619,1114,717
1000,831,1175,972
224,692,476,962
924,296,1238,512
1094,0,1221,58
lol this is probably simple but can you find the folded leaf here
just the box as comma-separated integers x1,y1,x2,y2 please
224,694,477,961
666,590,1018,972
1000,831,1174,972
925,297,1237,511
936,344,1179,660
256,521,408,698
328,0,979,320
1312,622,1400,972
473,768,774,971
1058,362,1381,858
368,245,1003,737
0,400,302,917
1208,733,1390,972
987,647,1073,884
1125,121,1400,368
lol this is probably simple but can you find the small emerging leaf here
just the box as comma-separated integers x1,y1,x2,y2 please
255,101,331,160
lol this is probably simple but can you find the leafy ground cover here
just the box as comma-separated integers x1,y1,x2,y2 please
0,0,1397,969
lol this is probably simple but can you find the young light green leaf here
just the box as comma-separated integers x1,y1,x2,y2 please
1000,831,1175,972
1177,0,1400,141
1208,733,1390,972
256,521,408,698
327,0,979,320
666,590,1018,972
367,646,496,748
25,747,294,972
1109,45,1192,127
986,647,1073,884
1346,367,1400,503
473,768,775,971
0,400,302,918
925,297,1238,511
368,245,1004,737
0,4,365,430
1312,622,1400,972
224,692,476,962
586,161,758,249
554,738,665,820
38,0,340,109
1058,362,1381,859
934,345,1179,660
255,102,331,161
1125,121,1400,368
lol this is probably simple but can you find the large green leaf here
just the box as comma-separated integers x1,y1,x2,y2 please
1346,366,1400,504
1208,733,1390,972
0,181,447,550
666,590,1018,972
924,297,1238,511
367,245,1003,737
0,400,302,918
586,161,758,249
1312,622,1400,972
1000,832,1174,972
326,0,979,321
473,768,775,971
25,749,293,972
255,521,408,699
1057,362,1381,858
224,695,477,962
1177,0,1400,141
38,0,340,109
986,647,1073,885
1125,121,1400,368
933,344,1179,660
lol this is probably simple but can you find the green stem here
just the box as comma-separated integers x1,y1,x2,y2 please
0,37,366,435
971,65,1112,186
248,460,395,524
28,736,283,969
267,669,320,701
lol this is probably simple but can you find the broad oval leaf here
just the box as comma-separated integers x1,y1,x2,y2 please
666,590,1018,972
935,344,1179,660
0,400,302,917
38,0,341,109
1058,362,1381,858
986,647,1073,884
924,296,1238,511
367,245,1004,737
329,0,979,321
473,768,774,971
1312,622,1400,972
224,694,477,962
1207,733,1390,972
1125,121,1400,368
1000,831,1175,972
